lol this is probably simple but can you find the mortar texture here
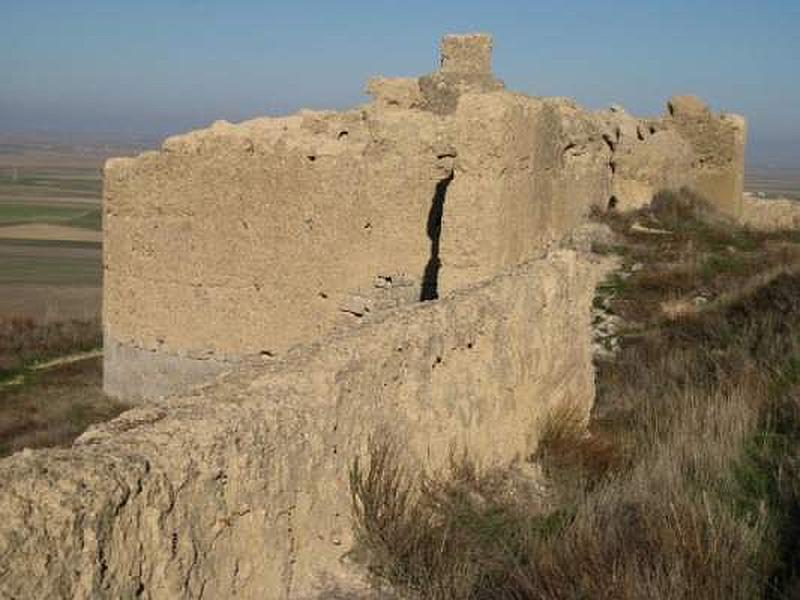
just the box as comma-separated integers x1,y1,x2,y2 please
0,250,611,599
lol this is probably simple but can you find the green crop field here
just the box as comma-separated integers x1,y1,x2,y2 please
0,166,102,231
0,160,105,320
0,202,101,229
0,239,101,287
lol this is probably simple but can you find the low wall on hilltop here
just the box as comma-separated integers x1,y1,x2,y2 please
0,250,609,599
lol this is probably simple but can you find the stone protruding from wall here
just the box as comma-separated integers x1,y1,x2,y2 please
0,250,612,600
418,33,505,115
440,33,494,74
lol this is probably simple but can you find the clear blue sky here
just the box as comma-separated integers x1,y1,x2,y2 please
2,0,798,164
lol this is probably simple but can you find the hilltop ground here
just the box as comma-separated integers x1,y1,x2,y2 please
350,190,800,599
1,136,800,595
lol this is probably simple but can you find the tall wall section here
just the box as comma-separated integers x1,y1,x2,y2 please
104,34,614,401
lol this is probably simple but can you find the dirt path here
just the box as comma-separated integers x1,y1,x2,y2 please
0,223,102,242
0,349,103,389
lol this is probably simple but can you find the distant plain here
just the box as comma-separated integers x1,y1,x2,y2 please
0,134,148,320
0,135,148,455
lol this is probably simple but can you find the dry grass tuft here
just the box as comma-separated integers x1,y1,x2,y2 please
0,312,121,457
0,313,100,377
350,190,800,599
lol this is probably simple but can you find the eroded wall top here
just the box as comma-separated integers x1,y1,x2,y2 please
599,94,747,214
103,33,746,401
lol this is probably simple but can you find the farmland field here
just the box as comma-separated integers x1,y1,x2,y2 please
0,136,147,455
0,134,148,319
0,165,103,320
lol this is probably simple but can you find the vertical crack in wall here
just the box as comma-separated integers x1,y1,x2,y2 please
420,172,454,301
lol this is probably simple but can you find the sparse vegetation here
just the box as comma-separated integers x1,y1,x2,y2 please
350,190,800,599
0,313,121,457
0,357,128,457
0,314,101,379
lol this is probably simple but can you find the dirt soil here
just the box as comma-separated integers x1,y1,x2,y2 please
0,356,128,457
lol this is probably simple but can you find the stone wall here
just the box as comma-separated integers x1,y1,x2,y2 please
741,193,800,230
0,250,610,599
104,34,749,402
104,34,613,401
599,96,748,215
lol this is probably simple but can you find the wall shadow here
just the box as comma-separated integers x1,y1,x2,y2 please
420,173,454,301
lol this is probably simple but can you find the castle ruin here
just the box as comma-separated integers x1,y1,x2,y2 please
103,34,746,401
0,34,761,599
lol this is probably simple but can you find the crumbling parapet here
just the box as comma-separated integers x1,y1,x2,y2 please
600,95,748,216
665,95,747,217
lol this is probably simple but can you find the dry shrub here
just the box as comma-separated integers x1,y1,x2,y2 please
350,437,556,599
533,403,624,491
351,210,800,598
0,314,100,376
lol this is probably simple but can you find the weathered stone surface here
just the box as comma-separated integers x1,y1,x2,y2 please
611,129,695,211
741,193,800,230
0,251,612,599
366,77,423,109
440,33,494,74
438,94,612,293
103,35,612,401
667,94,711,118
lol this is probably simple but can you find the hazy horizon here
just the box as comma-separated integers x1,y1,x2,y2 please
3,1,799,167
